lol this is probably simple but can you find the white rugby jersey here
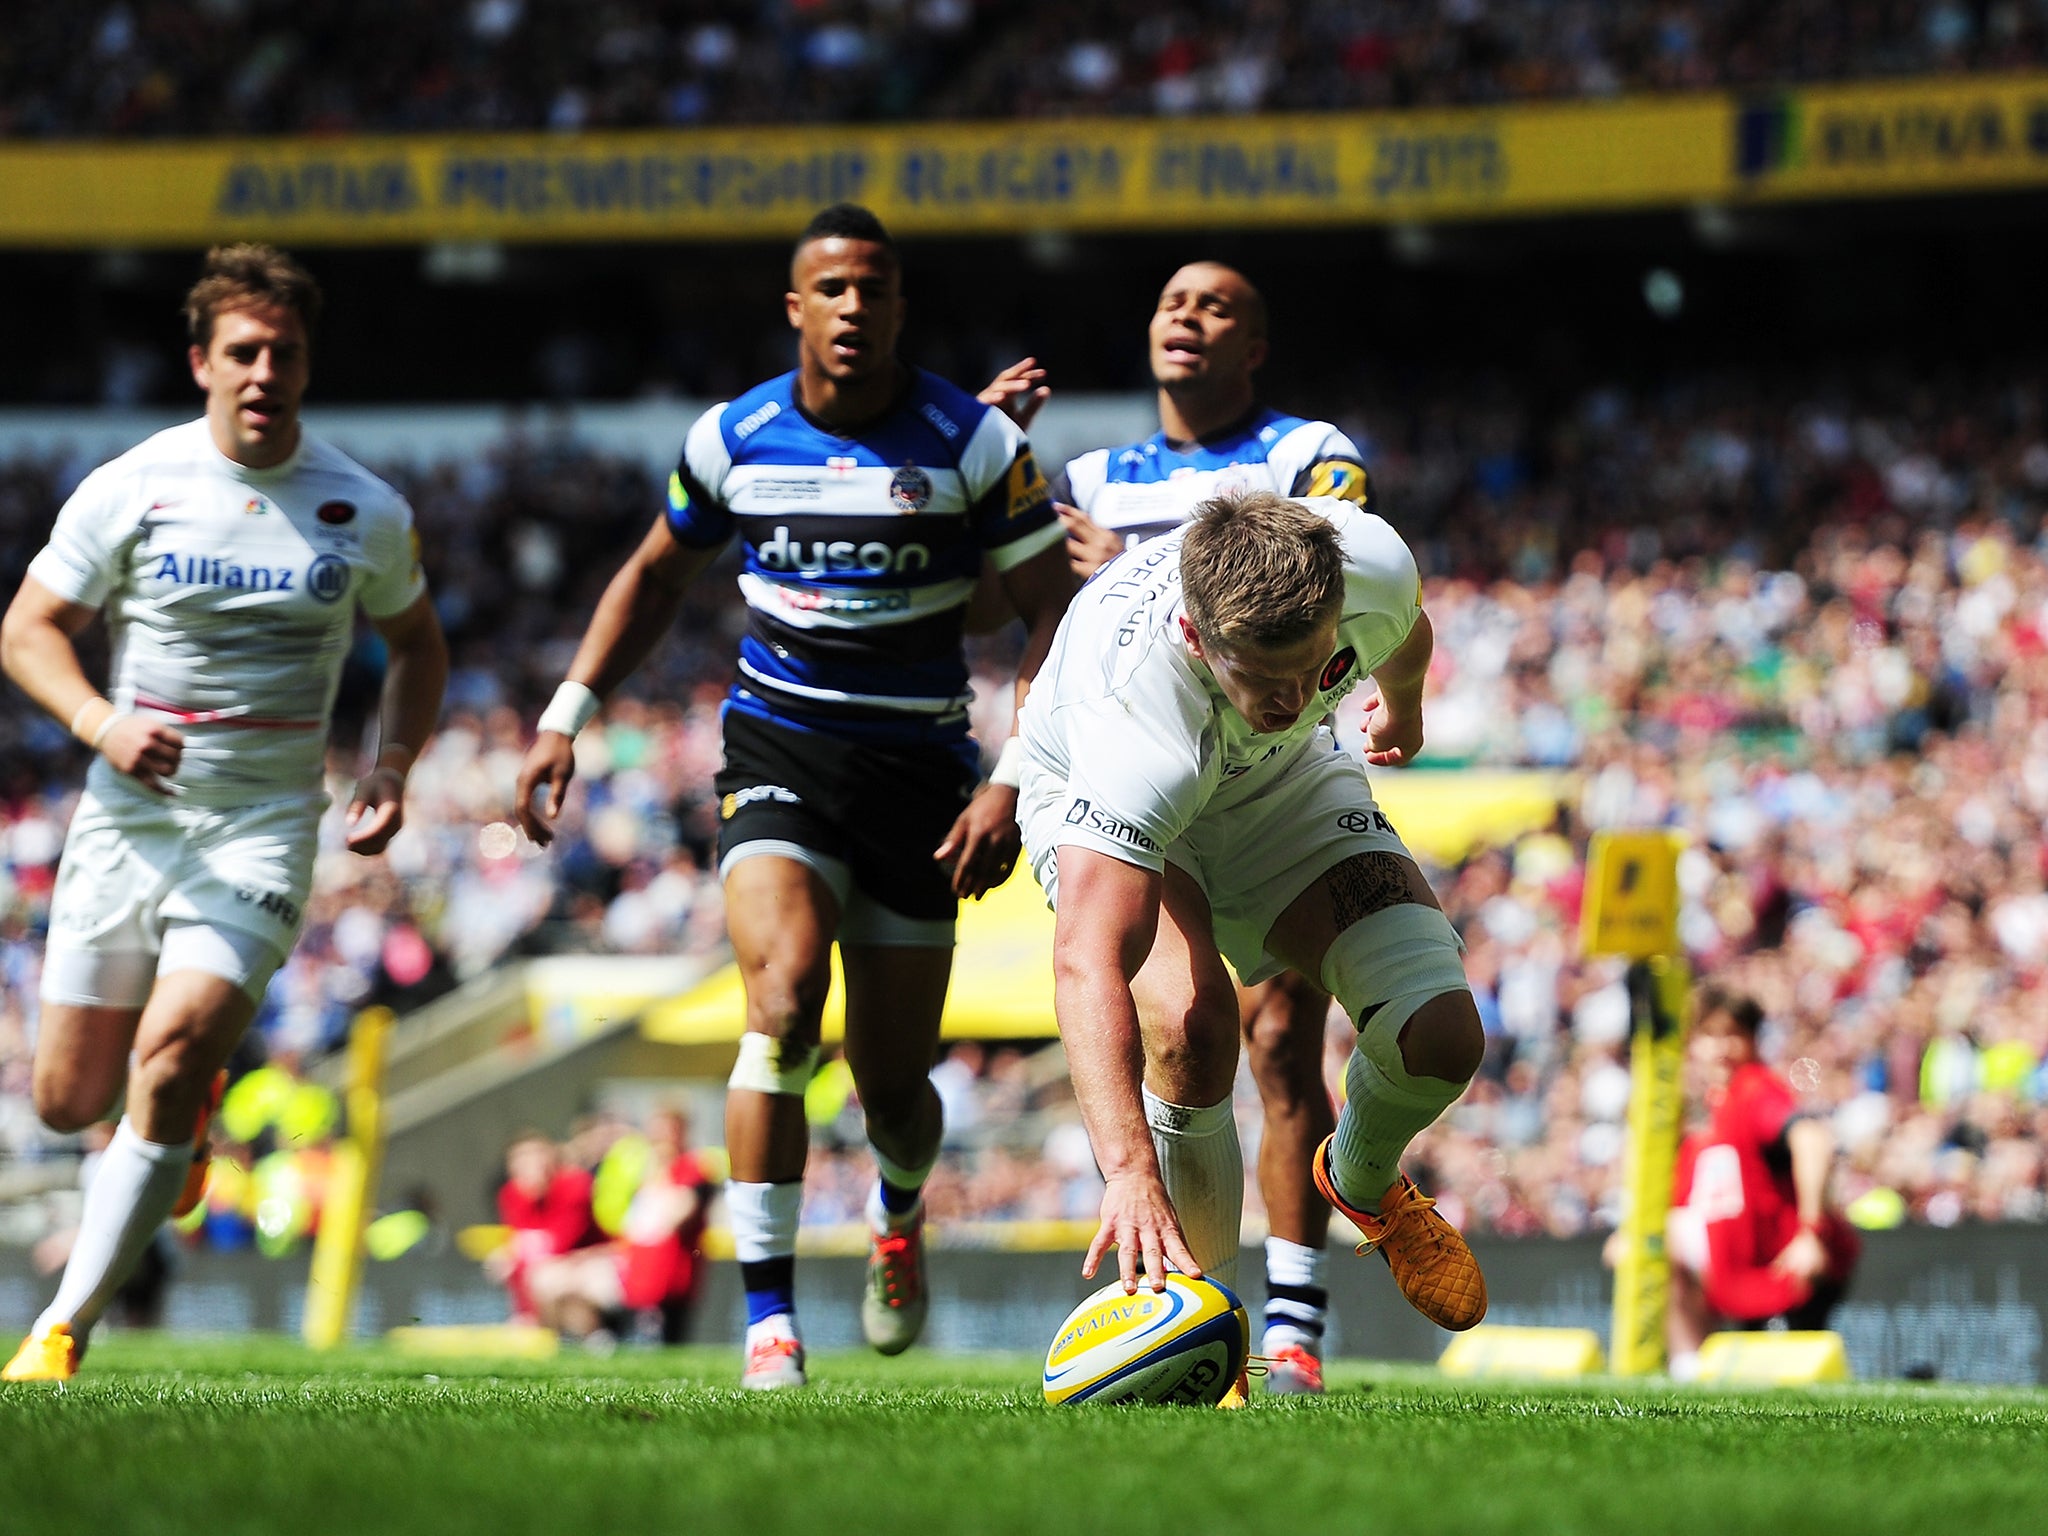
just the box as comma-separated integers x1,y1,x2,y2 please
1061,408,1369,550
27,419,425,804
1015,499,1419,872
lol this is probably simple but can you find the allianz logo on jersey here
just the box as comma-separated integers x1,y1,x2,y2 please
148,551,352,603
756,526,930,576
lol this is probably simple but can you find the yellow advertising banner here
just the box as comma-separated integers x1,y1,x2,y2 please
1,74,2041,247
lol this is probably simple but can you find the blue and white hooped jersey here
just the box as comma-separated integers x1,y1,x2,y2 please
1061,407,1370,550
666,368,1060,741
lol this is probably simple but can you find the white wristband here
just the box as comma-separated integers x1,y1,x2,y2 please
536,681,601,740
989,735,1025,789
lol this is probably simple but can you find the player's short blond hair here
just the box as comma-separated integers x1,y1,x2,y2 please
1179,489,1344,653
183,244,323,348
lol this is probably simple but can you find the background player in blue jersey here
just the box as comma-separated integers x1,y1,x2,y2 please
980,263,1375,1395
516,205,1072,1389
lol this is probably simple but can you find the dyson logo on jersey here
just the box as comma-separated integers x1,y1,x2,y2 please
756,526,931,576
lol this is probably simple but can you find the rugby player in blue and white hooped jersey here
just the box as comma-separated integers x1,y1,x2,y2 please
516,205,1073,1389
982,263,1371,1394
1,246,448,1383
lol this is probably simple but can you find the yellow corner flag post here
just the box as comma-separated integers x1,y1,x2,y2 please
1582,831,1690,1377
303,1006,397,1350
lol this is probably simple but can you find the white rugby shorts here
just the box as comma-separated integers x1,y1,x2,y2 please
42,775,321,1008
1022,732,1417,984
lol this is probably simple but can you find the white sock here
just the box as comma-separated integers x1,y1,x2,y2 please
868,1141,938,1234
1143,1087,1242,1290
1329,1014,1466,1209
726,1180,804,1263
34,1118,190,1338
1261,1235,1329,1352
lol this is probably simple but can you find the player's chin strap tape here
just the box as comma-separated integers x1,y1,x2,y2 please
729,1032,820,1097
1318,902,1470,1044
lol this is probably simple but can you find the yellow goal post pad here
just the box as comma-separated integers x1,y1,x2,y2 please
1440,1325,1606,1380
387,1324,560,1359
1695,1331,1852,1385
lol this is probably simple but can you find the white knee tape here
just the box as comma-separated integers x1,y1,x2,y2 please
729,1033,820,1096
1318,902,1470,1034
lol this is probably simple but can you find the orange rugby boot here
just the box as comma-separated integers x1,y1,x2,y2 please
1313,1137,1487,1332
3,1323,81,1383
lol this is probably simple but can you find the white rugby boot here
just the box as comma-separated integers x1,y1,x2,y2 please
740,1315,807,1390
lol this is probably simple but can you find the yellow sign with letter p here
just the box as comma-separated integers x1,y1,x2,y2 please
1581,829,1684,960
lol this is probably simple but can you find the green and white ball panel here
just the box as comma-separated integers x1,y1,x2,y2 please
1042,1275,1250,1406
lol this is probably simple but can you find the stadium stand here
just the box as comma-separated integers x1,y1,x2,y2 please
0,1,2041,136
5,357,2046,1240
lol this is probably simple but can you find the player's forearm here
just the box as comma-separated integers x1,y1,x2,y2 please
564,544,711,700
0,603,104,740
1054,956,1158,1181
1786,1118,1834,1226
1369,609,1434,713
375,624,449,770
999,547,1076,735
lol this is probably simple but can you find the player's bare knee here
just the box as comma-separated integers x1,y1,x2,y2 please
1244,995,1323,1096
1146,1001,1239,1104
32,1067,113,1135
1394,990,1485,1085
740,974,828,1049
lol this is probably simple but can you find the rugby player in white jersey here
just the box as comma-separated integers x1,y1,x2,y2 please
980,263,1370,1393
1,245,447,1382
1014,489,1486,1393
516,206,1072,1388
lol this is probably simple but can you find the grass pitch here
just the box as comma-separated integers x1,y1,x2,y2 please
2,1336,2042,1536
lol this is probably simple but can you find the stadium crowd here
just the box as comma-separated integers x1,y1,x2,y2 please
3,357,2048,1247
0,1,2039,138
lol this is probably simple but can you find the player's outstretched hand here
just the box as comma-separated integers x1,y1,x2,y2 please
1057,504,1123,580
934,783,1021,899
98,715,184,794
1359,691,1425,768
345,766,408,855
977,357,1051,430
1085,1170,1202,1295
514,732,577,847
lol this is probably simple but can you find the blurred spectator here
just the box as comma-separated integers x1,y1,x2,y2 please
526,1107,714,1344
0,2,2040,138
492,1129,601,1324
6,352,2048,1242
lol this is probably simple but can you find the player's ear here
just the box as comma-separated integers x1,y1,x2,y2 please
1178,615,1207,658
1245,335,1268,374
188,343,211,391
784,289,802,330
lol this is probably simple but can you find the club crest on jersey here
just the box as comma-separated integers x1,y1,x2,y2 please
1320,647,1358,691
306,553,351,603
316,500,357,525
890,464,933,513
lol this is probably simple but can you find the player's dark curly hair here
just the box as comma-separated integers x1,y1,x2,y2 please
794,203,897,269
183,243,323,348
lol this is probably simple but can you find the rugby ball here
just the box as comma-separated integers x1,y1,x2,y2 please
1042,1274,1249,1406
